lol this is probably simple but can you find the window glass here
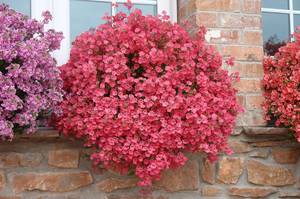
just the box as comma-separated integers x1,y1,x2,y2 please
70,0,111,41
294,15,300,29
0,0,31,16
117,3,157,15
293,0,300,10
263,12,289,55
262,0,289,9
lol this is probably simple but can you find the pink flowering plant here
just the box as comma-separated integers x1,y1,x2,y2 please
55,8,242,187
263,30,300,139
0,4,64,139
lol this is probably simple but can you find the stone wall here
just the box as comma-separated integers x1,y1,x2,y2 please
178,0,265,127
0,1,298,199
0,128,299,199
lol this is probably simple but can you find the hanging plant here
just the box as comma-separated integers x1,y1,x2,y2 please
55,6,242,187
263,29,300,139
0,4,64,139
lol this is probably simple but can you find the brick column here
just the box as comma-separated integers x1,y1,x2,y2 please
178,0,265,127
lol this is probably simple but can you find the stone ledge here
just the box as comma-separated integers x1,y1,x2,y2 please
242,127,292,137
13,127,293,141
14,127,61,141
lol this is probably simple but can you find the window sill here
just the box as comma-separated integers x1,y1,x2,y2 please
13,127,61,141
242,127,292,137
12,127,293,141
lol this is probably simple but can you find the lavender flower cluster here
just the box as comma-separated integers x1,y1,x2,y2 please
0,4,64,139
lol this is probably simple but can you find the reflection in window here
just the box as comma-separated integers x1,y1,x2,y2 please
294,0,300,10
70,0,159,42
294,15,300,29
0,0,31,16
262,0,289,9
264,36,286,56
262,13,289,55
117,3,157,16
262,1,300,55
70,0,111,41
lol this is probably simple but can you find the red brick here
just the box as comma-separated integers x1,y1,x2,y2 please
178,0,189,8
243,0,261,14
217,0,241,11
237,95,245,107
195,13,218,28
186,0,197,13
195,0,240,12
218,13,242,28
178,6,187,21
195,0,216,11
242,15,262,29
246,95,264,110
229,62,264,78
207,29,241,44
243,31,263,45
223,46,263,61
233,79,262,93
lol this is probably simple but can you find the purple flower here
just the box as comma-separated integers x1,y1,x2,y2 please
0,4,64,139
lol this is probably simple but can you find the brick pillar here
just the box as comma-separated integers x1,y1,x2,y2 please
178,0,265,127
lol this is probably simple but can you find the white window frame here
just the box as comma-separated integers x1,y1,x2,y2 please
30,0,177,65
262,0,300,37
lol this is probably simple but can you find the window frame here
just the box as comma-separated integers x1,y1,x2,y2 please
262,0,300,37
30,0,177,65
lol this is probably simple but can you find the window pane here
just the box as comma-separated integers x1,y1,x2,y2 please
262,0,289,9
70,0,111,41
294,0,300,10
294,15,300,30
117,3,157,15
0,0,31,16
263,12,290,55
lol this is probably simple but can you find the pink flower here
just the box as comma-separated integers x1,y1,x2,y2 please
225,56,235,67
112,2,118,8
54,8,242,188
42,11,53,24
124,0,133,10
263,32,300,139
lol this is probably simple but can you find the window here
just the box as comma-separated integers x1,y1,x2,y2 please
0,0,177,65
0,0,31,16
70,1,111,42
262,0,300,55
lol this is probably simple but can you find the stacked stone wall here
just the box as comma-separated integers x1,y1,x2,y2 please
0,128,299,199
